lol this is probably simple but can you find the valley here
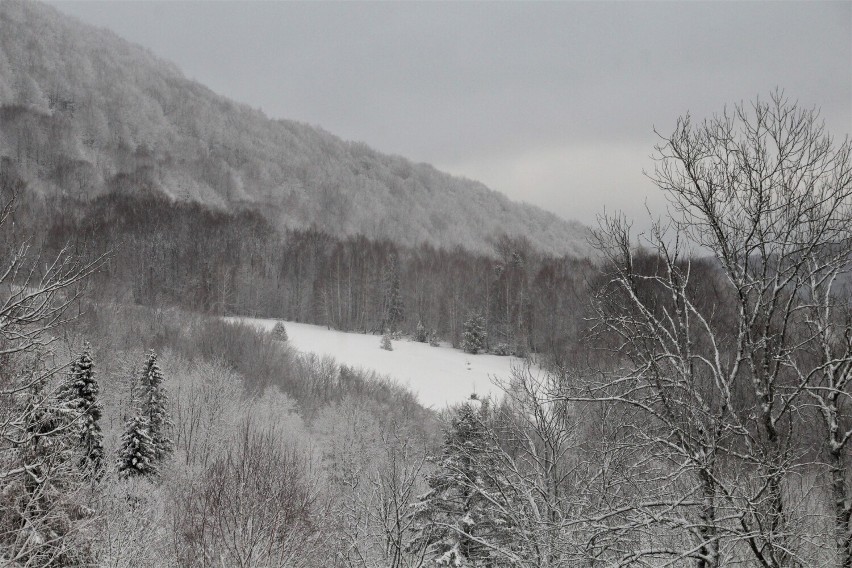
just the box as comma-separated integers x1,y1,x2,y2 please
0,1,847,567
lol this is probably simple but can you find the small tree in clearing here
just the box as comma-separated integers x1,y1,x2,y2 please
273,321,288,341
380,331,393,351
461,313,487,354
413,320,428,343
429,329,440,347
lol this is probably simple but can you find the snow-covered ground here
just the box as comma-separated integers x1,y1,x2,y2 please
228,317,524,409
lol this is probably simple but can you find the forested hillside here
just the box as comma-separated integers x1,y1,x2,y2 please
15,186,592,363
0,0,591,256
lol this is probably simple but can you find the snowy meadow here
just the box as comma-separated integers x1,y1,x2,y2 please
230,317,522,408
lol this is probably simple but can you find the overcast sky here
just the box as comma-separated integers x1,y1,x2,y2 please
50,1,852,231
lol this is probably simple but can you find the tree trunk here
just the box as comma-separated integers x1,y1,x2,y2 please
831,445,852,568
697,468,720,568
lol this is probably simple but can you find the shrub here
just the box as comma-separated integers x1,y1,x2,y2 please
428,329,440,347
491,342,511,356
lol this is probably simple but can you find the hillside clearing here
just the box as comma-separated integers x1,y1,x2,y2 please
229,317,525,409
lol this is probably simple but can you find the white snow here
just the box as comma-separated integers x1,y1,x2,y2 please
228,317,525,409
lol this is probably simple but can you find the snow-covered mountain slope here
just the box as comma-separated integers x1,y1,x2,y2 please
231,317,526,409
0,0,593,256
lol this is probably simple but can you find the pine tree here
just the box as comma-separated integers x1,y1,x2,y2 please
409,396,516,566
117,414,157,478
58,342,104,476
461,313,487,355
139,350,173,463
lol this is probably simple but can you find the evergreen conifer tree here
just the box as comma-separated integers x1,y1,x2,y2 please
409,396,516,566
461,313,487,355
58,342,104,476
414,320,428,343
139,350,173,463
117,413,157,478
382,255,404,332
381,330,393,351
273,321,288,341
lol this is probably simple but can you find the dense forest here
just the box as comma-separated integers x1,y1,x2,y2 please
1,177,592,364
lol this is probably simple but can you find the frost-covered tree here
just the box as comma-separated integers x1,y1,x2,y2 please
461,313,487,355
139,350,173,463
587,92,852,566
382,255,404,332
414,320,428,343
381,331,393,351
409,396,516,566
2,376,91,567
58,342,103,476
0,168,102,566
117,414,157,478
272,321,288,341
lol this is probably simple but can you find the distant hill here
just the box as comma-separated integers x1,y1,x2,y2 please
0,0,592,256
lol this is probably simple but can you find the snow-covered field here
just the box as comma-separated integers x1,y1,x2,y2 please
228,317,524,409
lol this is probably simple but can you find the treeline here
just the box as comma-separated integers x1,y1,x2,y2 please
13,188,594,363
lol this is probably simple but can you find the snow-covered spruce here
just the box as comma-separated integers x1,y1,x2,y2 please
58,341,104,476
381,255,404,332
461,313,487,355
380,331,393,351
273,321,288,341
139,350,174,463
117,414,157,478
414,320,428,343
10,378,91,565
409,395,517,565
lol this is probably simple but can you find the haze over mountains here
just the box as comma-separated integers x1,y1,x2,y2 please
0,0,591,256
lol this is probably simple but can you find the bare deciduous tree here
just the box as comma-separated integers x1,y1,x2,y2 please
336,423,428,568
585,91,852,567
172,420,328,568
0,168,105,566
